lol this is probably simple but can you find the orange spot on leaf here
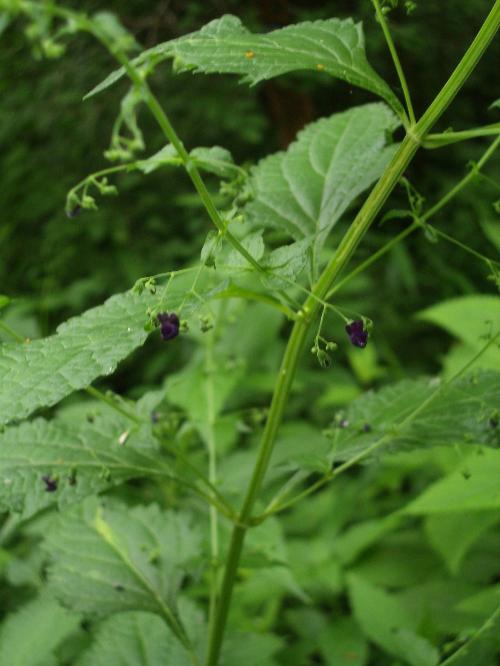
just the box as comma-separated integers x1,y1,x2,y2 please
245,50,255,59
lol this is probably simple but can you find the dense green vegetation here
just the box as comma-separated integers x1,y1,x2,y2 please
0,1,499,665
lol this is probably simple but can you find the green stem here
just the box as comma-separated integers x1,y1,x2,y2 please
261,329,500,519
372,0,415,125
424,122,500,148
204,332,220,643
206,5,500,664
326,134,500,298
0,319,25,343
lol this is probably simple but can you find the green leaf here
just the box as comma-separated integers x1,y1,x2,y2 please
190,146,237,178
330,371,500,462
424,511,500,574
45,498,201,646
262,238,311,287
439,605,500,666
220,632,283,666
0,294,10,310
0,291,153,425
319,617,368,666
136,144,179,173
76,608,202,666
86,15,403,115
0,414,168,518
417,295,500,376
0,270,222,425
0,596,80,666
245,103,399,262
404,448,500,514
137,144,237,179
347,573,439,666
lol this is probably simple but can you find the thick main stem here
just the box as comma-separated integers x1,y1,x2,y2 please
206,4,500,664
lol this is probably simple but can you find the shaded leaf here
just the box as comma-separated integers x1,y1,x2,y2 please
76,606,204,666
319,616,368,666
0,414,167,518
424,511,500,574
329,371,500,462
87,15,403,115
45,498,201,646
347,573,439,666
404,448,500,514
0,596,80,666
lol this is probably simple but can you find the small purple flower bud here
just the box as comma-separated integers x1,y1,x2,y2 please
66,205,82,219
345,320,368,348
42,474,58,492
157,312,180,341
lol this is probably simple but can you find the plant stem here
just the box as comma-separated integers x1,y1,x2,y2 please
372,0,415,125
0,320,25,343
260,329,500,519
327,134,500,298
206,5,500,663
204,331,220,642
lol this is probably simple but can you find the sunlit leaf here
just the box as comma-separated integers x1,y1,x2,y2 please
245,103,399,266
86,15,403,116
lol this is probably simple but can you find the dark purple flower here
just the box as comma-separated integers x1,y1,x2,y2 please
42,474,58,492
157,312,180,341
66,205,82,219
345,320,368,348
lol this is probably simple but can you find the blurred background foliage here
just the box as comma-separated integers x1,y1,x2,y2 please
1,0,498,381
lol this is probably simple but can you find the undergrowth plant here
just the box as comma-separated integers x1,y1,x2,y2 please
0,1,500,665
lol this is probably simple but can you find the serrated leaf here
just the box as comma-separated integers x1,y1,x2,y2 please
0,291,154,425
245,103,399,264
136,144,180,174
190,146,237,178
262,238,311,288
0,270,222,425
76,608,203,666
45,498,201,646
0,596,80,666
224,229,265,268
330,371,500,462
86,15,403,116
0,414,169,518
347,573,439,666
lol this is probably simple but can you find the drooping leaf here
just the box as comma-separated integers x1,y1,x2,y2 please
245,103,399,265
45,498,201,646
0,596,80,666
347,573,439,666
76,606,204,666
0,413,168,518
86,15,403,115
329,371,500,462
